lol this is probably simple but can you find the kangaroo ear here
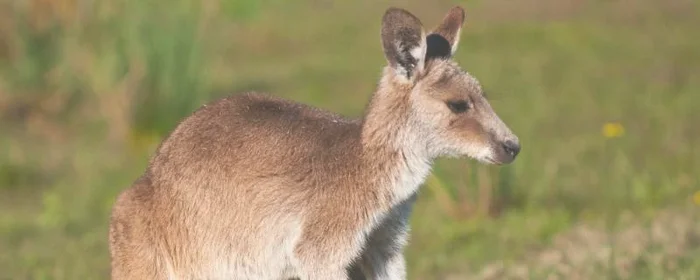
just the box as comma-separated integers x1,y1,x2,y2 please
426,6,465,60
381,8,426,82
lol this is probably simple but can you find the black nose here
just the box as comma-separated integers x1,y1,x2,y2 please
502,140,520,157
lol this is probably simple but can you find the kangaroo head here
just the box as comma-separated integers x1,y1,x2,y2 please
380,6,520,165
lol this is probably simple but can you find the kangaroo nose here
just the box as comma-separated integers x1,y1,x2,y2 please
502,140,520,157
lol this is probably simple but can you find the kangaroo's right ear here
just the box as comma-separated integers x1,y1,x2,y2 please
426,6,465,60
381,8,426,83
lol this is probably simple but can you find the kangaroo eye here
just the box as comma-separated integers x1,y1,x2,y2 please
446,100,469,114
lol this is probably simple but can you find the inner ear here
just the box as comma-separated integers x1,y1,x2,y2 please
425,33,452,60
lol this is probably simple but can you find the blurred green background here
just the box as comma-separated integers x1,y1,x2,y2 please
0,0,698,279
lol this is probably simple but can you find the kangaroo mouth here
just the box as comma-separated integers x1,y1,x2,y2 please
487,148,518,165
480,139,520,165
483,156,504,165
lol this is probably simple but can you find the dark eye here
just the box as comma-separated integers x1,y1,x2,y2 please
446,100,469,114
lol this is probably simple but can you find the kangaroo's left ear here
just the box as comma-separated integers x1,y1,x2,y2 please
426,6,466,60
381,7,427,82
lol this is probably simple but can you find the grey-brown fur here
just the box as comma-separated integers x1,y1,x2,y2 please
109,6,519,280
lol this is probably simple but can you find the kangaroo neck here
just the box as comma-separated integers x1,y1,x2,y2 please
358,72,434,206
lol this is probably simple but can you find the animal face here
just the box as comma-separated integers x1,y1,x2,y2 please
381,7,520,164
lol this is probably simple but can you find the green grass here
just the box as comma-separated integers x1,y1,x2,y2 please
0,0,698,279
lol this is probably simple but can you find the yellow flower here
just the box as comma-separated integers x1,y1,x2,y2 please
693,191,700,206
602,122,625,138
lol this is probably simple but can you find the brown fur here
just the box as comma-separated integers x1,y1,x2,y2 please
109,6,519,280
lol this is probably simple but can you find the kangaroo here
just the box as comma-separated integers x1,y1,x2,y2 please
109,6,520,280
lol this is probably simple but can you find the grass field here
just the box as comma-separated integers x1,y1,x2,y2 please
0,0,698,279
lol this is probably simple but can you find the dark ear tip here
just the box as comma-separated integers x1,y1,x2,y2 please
383,7,410,19
382,7,422,25
451,6,466,15
447,6,466,25
385,7,405,13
